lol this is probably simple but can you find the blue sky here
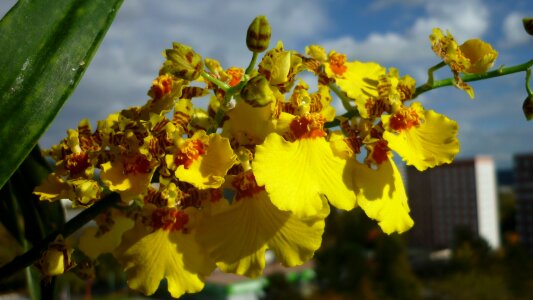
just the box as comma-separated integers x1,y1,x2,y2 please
2,0,532,169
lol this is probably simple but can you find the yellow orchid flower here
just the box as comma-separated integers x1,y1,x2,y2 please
196,170,327,278
253,113,357,218
165,131,237,189
382,102,460,171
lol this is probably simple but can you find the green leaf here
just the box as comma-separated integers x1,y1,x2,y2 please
0,0,124,189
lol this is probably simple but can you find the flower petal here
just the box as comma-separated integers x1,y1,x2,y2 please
196,191,326,277
328,61,386,100
353,157,413,234
253,133,356,218
115,224,215,298
78,212,134,260
384,108,460,171
176,134,237,189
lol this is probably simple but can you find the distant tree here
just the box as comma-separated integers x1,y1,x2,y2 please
374,234,422,300
451,226,491,271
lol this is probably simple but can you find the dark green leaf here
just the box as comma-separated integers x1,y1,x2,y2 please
0,0,124,189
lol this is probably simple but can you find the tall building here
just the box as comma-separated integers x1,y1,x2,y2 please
515,153,533,252
405,156,500,250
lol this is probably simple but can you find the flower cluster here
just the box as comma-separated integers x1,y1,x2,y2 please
34,16,498,298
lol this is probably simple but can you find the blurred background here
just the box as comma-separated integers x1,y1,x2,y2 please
1,0,533,299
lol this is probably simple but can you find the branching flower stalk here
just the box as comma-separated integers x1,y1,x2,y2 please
1,15,532,300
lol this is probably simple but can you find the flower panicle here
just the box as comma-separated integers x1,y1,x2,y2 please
29,15,526,299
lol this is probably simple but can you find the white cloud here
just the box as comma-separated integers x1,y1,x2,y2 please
320,0,489,71
500,12,532,47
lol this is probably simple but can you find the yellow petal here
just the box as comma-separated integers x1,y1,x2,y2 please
383,107,460,171
459,39,498,74
34,173,70,202
176,134,237,189
253,133,356,218
100,160,153,201
196,191,326,277
327,61,386,100
353,157,413,234
78,213,134,260
222,101,276,146
116,223,215,298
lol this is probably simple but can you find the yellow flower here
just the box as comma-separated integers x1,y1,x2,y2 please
115,206,215,298
196,171,327,277
258,41,303,91
430,28,498,98
382,102,460,171
326,59,386,102
352,157,413,234
34,173,101,207
253,114,356,218
165,131,237,189
100,153,156,202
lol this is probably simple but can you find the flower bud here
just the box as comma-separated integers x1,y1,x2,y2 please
240,75,275,107
161,42,203,81
523,95,533,121
246,16,271,53
35,236,75,277
523,18,533,36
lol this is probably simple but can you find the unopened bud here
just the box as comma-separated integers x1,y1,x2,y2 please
523,18,533,36
162,43,203,81
35,236,75,277
523,95,533,121
240,75,275,107
246,16,271,53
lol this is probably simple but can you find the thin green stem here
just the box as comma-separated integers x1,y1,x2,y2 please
0,193,121,279
426,61,447,86
414,59,533,98
325,110,359,128
329,83,357,112
208,94,232,134
245,52,259,75
201,71,230,92
526,68,533,97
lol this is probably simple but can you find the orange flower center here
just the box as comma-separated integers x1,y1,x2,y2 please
174,139,206,169
289,113,326,140
371,139,390,165
151,208,189,232
389,108,421,131
226,67,244,87
123,155,152,175
66,152,90,176
329,53,348,76
232,171,265,201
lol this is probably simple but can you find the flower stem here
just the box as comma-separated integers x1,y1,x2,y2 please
201,71,230,91
526,68,533,97
0,193,121,279
245,52,259,75
413,59,533,98
329,83,356,112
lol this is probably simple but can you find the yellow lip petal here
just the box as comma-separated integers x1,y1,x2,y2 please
196,190,326,277
116,223,215,298
353,157,413,234
383,106,460,171
253,133,356,218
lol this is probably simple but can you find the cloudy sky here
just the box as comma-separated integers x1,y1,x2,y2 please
2,0,532,169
